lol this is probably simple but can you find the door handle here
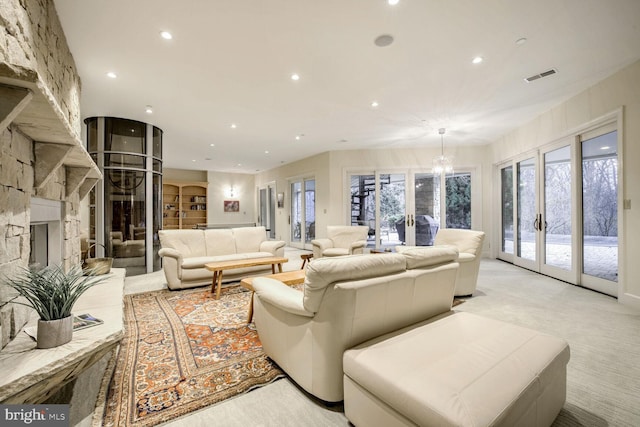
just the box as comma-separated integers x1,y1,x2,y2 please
410,214,415,227
534,215,539,232
407,216,410,227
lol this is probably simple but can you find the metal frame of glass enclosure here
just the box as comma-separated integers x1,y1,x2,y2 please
86,117,163,276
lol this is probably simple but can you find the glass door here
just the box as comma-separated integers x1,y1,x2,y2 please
258,183,276,239
349,173,405,250
514,155,539,271
580,129,618,296
409,172,440,246
290,178,315,249
499,164,514,259
540,144,575,282
497,123,620,297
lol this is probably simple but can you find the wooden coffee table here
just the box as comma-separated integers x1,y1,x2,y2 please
205,256,288,300
240,269,306,323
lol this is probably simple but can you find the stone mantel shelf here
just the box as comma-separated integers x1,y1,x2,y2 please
0,268,125,403
0,73,101,199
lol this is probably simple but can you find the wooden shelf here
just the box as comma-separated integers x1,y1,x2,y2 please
162,181,208,229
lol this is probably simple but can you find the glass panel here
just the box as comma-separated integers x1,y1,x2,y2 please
86,117,98,152
153,126,163,158
544,146,572,270
501,166,514,254
152,174,162,272
105,153,145,168
445,172,471,229
105,118,145,154
269,187,276,239
412,173,440,246
259,188,268,229
379,174,404,249
582,131,618,282
106,169,146,193
350,175,375,248
517,158,536,261
305,180,316,243
153,159,162,172
105,170,146,276
291,182,302,243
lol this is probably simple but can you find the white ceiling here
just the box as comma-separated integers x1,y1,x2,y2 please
53,0,640,173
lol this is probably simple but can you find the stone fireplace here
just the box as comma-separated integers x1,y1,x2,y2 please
0,0,100,349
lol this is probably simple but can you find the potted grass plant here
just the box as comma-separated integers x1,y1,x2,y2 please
1,264,105,349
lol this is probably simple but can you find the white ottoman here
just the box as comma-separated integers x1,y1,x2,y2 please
343,311,570,427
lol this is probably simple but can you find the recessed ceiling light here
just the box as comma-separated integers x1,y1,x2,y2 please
295,135,300,140
388,0,399,5
265,150,270,154
106,72,117,79
371,101,379,107
291,73,300,81
130,129,135,133
236,163,242,167
601,146,610,150
231,123,237,129
516,37,528,46
160,31,173,40
191,159,196,162
145,105,153,114
210,143,215,147
472,56,483,64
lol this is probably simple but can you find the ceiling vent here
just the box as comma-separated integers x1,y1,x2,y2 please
524,68,557,83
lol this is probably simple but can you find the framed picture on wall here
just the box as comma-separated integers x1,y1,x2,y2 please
277,192,284,208
224,200,239,212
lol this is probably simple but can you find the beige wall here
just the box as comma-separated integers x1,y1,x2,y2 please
206,171,255,225
486,59,640,309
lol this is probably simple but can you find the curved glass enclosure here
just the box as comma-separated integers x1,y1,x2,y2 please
86,117,163,276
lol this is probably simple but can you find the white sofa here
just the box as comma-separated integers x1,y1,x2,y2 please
251,246,459,402
158,226,285,290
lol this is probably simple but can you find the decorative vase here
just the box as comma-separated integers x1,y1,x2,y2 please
36,315,73,349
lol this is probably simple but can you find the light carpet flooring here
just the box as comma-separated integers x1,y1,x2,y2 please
94,248,640,426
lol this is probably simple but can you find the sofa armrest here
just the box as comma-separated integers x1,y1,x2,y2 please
311,238,333,258
350,240,367,254
158,247,182,260
158,248,183,288
260,240,286,255
253,277,314,317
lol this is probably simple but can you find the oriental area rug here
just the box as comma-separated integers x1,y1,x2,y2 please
95,286,283,427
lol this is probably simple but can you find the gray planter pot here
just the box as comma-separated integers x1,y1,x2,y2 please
37,315,73,349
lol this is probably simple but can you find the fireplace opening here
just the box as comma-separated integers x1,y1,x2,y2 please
29,198,62,268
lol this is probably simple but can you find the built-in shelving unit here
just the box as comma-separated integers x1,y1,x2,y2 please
162,181,208,229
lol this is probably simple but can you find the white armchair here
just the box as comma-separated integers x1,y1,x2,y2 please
433,228,485,296
311,225,369,258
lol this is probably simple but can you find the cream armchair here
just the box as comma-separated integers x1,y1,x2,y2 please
311,225,369,258
252,247,459,402
433,228,485,296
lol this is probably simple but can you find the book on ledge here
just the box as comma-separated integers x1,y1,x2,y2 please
23,313,104,340
73,313,104,330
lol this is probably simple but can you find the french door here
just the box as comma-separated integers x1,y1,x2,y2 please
290,178,315,249
348,170,475,250
498,123,620,296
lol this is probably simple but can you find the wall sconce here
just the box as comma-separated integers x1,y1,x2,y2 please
225,185,236,198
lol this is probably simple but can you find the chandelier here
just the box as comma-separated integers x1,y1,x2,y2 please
432,128,454,175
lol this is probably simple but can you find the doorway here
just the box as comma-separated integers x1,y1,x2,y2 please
290,178,315,249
